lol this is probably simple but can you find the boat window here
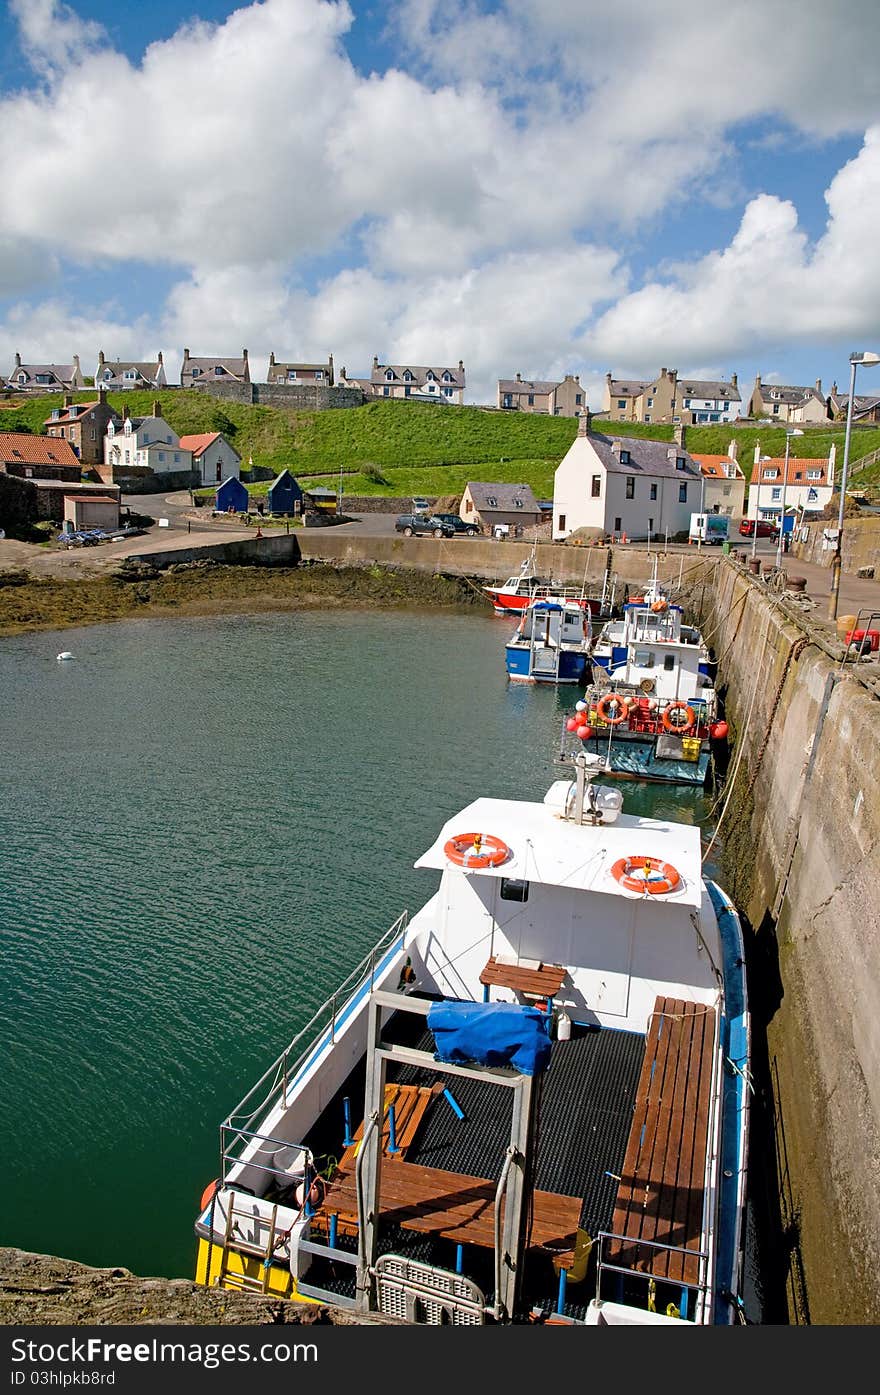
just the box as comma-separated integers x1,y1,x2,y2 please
634,649,654,667
664,654,675,671
500,878,529,902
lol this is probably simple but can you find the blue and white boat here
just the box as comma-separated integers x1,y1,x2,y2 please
505,598,592,684
194,751,750,1326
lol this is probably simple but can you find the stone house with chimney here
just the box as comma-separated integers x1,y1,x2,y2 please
747,376,829,423
45,391,120,467
4,353,86,393
94,352,167,390
181,349,250,389
603,368,742,425
352,357,465,404
0,431,83,482
497,373,587,416
553,415,701,541
266,353,334,385
826,382,880,424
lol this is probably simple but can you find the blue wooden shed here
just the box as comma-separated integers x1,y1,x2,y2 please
215,476,249,513
267,469,303,516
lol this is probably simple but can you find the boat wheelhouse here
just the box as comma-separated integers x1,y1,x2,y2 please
505,599,592,684
194,756,749,1326
483,544,616,617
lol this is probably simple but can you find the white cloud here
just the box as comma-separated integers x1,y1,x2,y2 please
9,0,104,72
591,127,880,368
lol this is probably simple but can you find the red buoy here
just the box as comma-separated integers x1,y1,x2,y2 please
566,716,579,732
710,721,729,741
199,1178,220,1211
578,724,594,741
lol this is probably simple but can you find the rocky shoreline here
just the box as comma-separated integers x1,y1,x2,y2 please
0,1248,391,1325
0,559,486,637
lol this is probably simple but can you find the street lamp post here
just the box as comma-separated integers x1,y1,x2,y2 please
828,351,880,619
751,455,771,560
775,429,803,568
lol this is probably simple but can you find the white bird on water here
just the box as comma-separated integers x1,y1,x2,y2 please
57,652,74,662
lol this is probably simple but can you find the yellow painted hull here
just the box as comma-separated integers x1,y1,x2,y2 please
194,1238,320,1303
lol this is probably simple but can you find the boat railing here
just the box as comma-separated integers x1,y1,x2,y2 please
592,1230,710,1321
218,910,411,1176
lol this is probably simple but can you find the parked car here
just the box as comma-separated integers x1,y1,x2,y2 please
432,513,480,537
395,513,455,538
411,497,431,513
739,519,778,538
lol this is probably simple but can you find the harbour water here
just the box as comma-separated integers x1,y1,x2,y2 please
0,608,717,1282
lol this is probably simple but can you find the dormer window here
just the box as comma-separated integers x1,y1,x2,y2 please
442,371,451,382
385,369,394,380
18,373,26,383
763,468,778,480
103,369,113,380
619,448,630,464
404,370,413,381
124,421,132,435
191,367,201,377
426,371,435,381
675,457,686,470
514,498,523,508
487,496,498,507
214,365,224,376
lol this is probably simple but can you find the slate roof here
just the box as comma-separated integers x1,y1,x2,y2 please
588,432,701,480
754,383,824,406
678,379,741,401
465,482,541,513
607,379,650,398
96,359,164,383
371,363,465,388
182,356,248,381
0,432,81,467
5,363,76,387
44,401,102,425
498,378,558,395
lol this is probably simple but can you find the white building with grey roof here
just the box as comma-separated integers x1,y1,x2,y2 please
366,357,465,404
5,353,85,393
603,367,742,425
95,351,167,390
553,415,702,542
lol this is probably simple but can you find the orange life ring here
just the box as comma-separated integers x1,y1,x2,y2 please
611,855,681,895
596,693,630,725
199,1178,220,1211
444,832,509,869
651,599,668,613
662,701,696,733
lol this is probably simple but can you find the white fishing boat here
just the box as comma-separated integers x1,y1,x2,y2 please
505,598,592,684
194,751,750,1326
584,564,723,785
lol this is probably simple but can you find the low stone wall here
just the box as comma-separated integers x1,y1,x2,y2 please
793,514,879,576
196,381,365,410
702,557,880,1323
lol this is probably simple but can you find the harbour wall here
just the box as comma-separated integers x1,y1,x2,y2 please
793,514,879,576
702,557,880,1324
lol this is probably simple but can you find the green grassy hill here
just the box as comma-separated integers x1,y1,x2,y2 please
2,389,877,500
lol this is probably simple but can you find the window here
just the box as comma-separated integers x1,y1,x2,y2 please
89,429,96,440
442,371,451,382
383,386,390,396
124,450,130,464
25,466,33,478
625,476,635,498
214,366,224,375
558,514,566,532
619,449,630,464
191,367,201,377
287,370,297,380
315,370,323,380
772,404,779,414
528,394,534,406
722,485,731,495
807,470,822,480
426,371,435,381
762,469,778,479
487,496,498,507
614,516,622,532
124,370,135,380
678,483,688,502
617,399,626,409
675,457,686,470
514,498,523,508
644,415,651,422
158,452,165,463
18,373,26,383
216,464,222,482
385,370,394,380
646,397,653,407
405,386,411,397
648,517,654,531
500,878,529,902
771,487,781,500
634,649,654,667
443,387,453,397
404,370,413,381
591,475,601,497
684,398,691,408
649,482,657,500
103,369,113,380
174,453,180,463
464,499,473,513
575,393,582,405
664,654,675,672
503,393,513,408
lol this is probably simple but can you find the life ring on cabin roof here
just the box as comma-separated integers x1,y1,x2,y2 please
651,599,668,613
611,855,681,896
596,693,630,725
444,832,510,870
662,701,696,733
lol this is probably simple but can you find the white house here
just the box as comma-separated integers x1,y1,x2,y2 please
104,406,192,479
178,432,241,486
746,444,835,522
690,442,746,521
553,416,702,541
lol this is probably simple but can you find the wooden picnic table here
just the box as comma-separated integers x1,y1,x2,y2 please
479,956,567,1000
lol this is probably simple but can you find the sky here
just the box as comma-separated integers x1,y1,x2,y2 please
1,0,880,408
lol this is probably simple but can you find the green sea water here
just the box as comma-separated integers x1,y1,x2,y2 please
0,608,716,1280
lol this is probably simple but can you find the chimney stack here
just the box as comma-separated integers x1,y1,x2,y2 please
731,371,737,388
183,349,190,362
98,387,107,406
152,399,160,417
98,350,105,366
516,372,521,382
14,352,21,367
123,404,131,421
269,352,275,366
328,353,334,385
727,439,738,460
157,351,163,364
63,394,72,407
242,349,248,360
577,409,592,436
815,378,822,395
458,359,464,371
673,423,687,449
372,355,379,369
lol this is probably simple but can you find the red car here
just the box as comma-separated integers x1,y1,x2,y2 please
739,519,777,538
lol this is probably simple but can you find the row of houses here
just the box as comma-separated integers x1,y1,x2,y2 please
550,414,835,541
7,350,874,425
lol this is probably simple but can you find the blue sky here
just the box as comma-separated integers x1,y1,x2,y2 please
1,0,879,406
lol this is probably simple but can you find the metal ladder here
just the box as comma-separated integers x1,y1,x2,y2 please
215,1195,283,1294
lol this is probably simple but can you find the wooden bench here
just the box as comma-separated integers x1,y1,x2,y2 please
607,995,717,1288
479,957,566,1002
316,1155,581,1256
337,1083,441,1172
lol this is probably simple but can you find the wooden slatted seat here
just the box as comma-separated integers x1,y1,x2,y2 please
607,995,717,1288
337,1083,440,1171
479,956,566,1000
316,1156,581,1255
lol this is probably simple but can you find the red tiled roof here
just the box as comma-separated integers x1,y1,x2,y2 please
43,401,99,425
177,432,220,455
692,454,743,478
0,432,80,467
749,456,828,484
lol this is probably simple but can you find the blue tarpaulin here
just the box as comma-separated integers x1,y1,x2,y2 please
427,1002,552,1076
